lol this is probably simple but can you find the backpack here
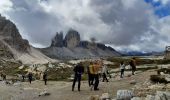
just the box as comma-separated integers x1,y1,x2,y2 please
89,65,94,74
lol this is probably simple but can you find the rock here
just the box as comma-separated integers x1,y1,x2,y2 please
160,72,165,75
148,84,165,90
51,32,64,47
89,95,100,100
155,91,170,100
166,84,170,90
130,80,137,85
131,97,142,100
64,29,80,48
117,90,134,100
145,95,155,100
100,93,111,100
165,75,170,82
145,91,170,100
39,91,51,97
1,80,13,85
13,82,21,86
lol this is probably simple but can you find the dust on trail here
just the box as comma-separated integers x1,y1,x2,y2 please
0,70,156,100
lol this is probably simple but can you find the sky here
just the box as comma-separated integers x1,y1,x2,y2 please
0,0,170,52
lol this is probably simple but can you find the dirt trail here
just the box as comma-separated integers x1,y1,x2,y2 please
0,70,156,100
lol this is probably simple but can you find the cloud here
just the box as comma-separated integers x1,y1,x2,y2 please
0,0,13,15
0,0,170,52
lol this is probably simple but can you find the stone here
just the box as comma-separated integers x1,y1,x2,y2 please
89,95,100,100
100,93,111,100
130,80,137,85
145,91,170,100
155,91,170,100
13,82,21,86
145,95,155,100
165,75,170,82
131,97,142,100
117,90,134,100
148,84,165,90
39,91,51,97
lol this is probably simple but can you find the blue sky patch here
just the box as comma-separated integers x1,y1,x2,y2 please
144,0,170,18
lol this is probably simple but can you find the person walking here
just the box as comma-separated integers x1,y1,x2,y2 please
120,61,126,78
72,62,84,91
93,61,101,91
88,62,95,87
28,72,33,84
43,71,47,85
102,64,109,82
129,58,136,75
22,74,25,82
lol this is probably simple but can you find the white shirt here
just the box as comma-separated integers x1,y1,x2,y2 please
102,65,107,74
120,64,126,70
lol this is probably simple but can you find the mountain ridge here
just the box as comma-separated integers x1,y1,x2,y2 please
40,29,121,59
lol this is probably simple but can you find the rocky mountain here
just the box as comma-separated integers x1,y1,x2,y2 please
41,29,121,59
0,14,56,64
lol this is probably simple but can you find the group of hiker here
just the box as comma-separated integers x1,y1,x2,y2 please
0,71,48,85
120,57,136,78
72,57,137,91
0,58,136,91
26,71,48,85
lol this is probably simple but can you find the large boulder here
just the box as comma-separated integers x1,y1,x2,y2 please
64,29,80,48
117,90,134,100
145,91,170,100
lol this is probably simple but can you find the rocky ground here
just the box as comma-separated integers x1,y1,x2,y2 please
0,68,169,100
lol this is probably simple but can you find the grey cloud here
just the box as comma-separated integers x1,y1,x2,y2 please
7,0,63,47
90,0,153,46
2,0,170,51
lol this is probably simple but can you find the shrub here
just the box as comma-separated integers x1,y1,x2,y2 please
150,75,168,84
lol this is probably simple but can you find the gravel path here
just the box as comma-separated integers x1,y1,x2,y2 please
0,70,156,100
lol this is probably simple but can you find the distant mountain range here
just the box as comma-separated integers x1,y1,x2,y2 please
120,51,164,56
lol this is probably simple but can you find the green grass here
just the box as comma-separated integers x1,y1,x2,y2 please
107,57,170,66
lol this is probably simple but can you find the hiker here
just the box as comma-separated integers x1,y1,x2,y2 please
72,62,84,91
129,58,136,75
1,73,6,80
93,61,101,91
43,71,47,85
120,61,126,78
28,72,33,84
22,74,25,82
102,64,109,82
88,62,95,87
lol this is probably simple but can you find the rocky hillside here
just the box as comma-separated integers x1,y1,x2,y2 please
41,29,121,59
0,14,55,64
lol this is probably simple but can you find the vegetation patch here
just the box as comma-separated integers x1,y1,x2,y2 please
150,75,168,84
